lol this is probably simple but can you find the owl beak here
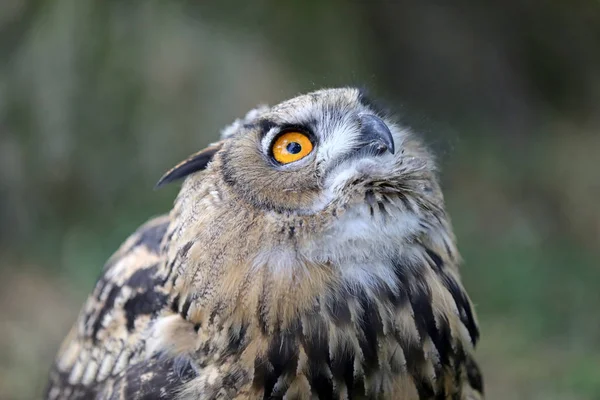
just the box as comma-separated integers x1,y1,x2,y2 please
357,113,395,155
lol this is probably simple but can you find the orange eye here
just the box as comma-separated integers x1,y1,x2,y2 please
271,132,313,164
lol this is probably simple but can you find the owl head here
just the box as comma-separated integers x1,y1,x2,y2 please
158,88,443,231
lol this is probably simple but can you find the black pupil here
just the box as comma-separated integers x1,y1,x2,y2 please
286,142,302,154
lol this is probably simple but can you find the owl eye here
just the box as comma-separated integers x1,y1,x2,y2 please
271,131,313,164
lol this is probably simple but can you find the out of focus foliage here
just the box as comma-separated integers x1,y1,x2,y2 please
1,1,599,399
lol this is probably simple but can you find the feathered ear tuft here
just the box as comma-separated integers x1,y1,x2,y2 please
155,142,224,189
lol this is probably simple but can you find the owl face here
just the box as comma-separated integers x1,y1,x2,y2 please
215,88,417,214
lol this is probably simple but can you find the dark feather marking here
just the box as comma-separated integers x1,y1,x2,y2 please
107,340,126,380
454,344,467,379
409,275,455,371
329,349,356,395
394,256,461,365
91,285,120,343
252,354,274,397
466,354,484,393
380,193,392,205
180,298,192,319
300,315,335,399
178,239,194,258
164,241,194,285
439,272,480,345
162,259,177,286
83,277,108,328
398,193,412,211
266,334,298,396
375,283,408,310
419,221,431,231
425,249,444,273
257,303,269,336
434,316,453,367
421,247,480,346
309,372,335,399
356,291,382,372
394,262,437,337
221,148,238,187
325,294,352,326
132,221,169,253
127,264,159,290
256,118,277,137
123,291,168,332
171,294,180,313
257,278,271,335
391,260,425,356
392,257,451,392
407,280,439,347
224,323,248,357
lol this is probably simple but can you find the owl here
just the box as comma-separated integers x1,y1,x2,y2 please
45,88,483,399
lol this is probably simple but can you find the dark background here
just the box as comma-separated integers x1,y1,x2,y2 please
1,1,599,399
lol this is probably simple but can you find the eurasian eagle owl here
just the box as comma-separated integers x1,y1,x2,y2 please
46,88,483,399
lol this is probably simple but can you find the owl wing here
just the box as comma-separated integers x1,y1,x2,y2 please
45,215,192,400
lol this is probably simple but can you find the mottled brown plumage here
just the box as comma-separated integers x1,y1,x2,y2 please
46,88,483,399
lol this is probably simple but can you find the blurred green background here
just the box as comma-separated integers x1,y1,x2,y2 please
1,1,599,399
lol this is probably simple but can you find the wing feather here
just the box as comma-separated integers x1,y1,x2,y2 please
46,215,177,399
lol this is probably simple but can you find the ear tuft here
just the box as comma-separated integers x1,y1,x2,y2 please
155,142,224,189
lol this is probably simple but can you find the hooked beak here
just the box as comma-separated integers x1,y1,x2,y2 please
357,113,395,155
